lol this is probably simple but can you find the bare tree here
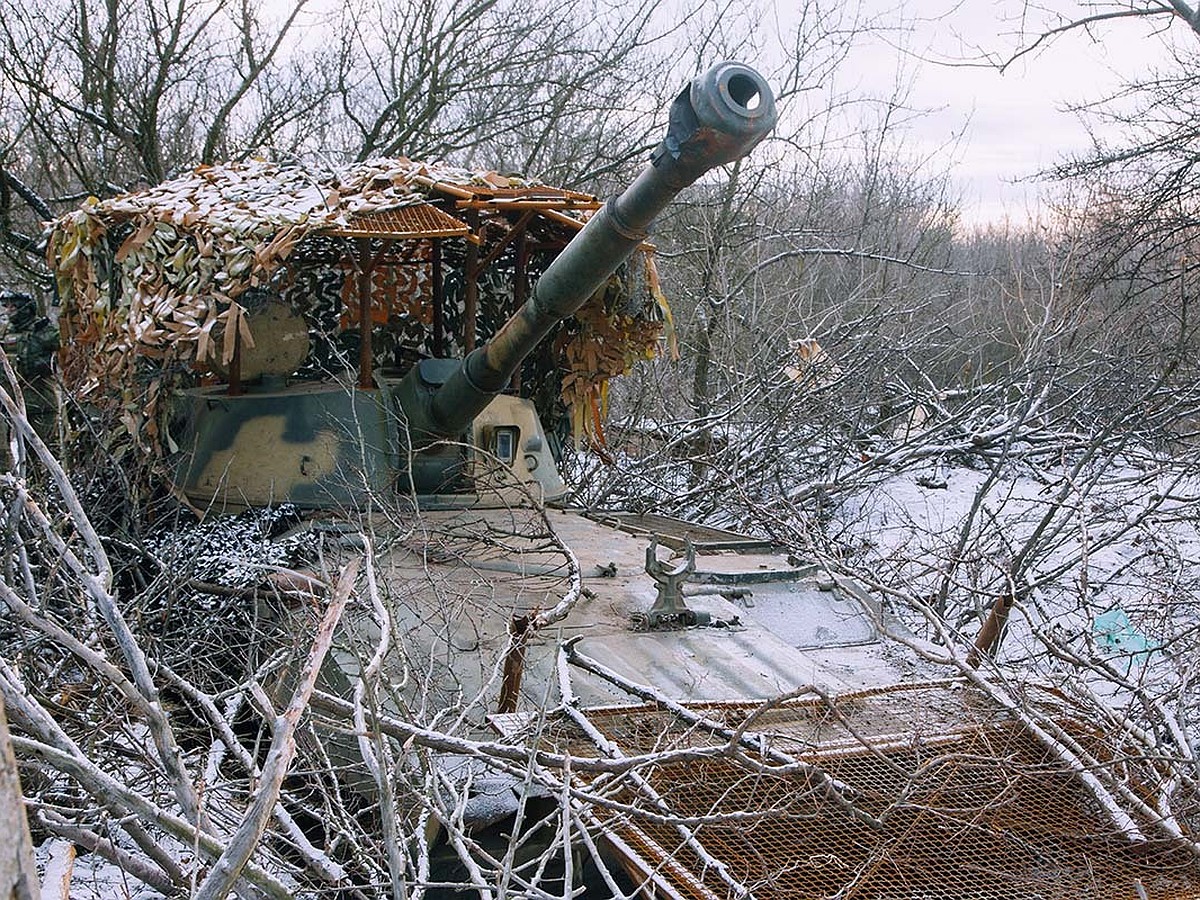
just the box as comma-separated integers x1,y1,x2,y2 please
325,0,678,187
0,0,316,184
0,0,687,302
942,3,1200,359
0,0,327,302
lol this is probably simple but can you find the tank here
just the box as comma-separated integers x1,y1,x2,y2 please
173,61,778,508
76,62,1199,900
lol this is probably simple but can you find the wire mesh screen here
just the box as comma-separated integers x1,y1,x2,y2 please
543,683,1200,900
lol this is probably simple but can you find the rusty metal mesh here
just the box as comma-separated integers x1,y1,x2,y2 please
542,683,1200,900
323,203,469,239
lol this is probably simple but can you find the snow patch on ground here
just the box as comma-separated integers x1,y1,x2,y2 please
35,838,163,900
145,503,317,589
833,452,1200,705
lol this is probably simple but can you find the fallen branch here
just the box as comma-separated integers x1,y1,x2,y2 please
563,639,878,828
35,811,175,897
1,375,202,825
192,556,359,900
352,539,407,900
11,735,291,899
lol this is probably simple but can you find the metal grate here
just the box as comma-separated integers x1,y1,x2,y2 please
324,203,470,239
540,684,1200,900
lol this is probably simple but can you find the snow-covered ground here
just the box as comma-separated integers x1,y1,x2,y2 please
835,453,1200,663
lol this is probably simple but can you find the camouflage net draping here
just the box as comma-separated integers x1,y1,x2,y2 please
48,158,673,457
557,253,677,442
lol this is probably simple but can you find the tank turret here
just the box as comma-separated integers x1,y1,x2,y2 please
174,62,777,508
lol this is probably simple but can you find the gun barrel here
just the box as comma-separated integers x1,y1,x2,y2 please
421,61,778,439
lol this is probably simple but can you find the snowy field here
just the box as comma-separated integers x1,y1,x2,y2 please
837,453,1200,676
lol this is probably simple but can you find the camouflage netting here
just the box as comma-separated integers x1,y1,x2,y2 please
557,255,677,439
47,157,674,458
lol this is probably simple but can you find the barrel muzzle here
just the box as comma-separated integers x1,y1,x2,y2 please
653,61,779,187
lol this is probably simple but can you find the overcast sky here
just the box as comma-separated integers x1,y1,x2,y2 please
838,2,1185,226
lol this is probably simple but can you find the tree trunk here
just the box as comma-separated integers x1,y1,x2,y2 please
0,694,39,900
689,308,717,487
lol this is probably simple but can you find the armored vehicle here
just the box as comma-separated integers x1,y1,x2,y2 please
46,61,1200,900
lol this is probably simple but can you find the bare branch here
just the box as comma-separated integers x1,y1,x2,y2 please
192,557,358,900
